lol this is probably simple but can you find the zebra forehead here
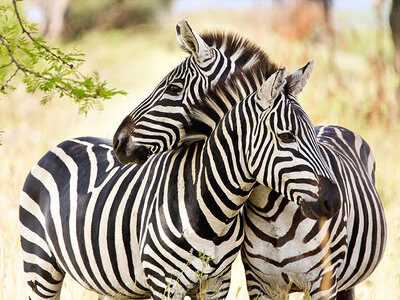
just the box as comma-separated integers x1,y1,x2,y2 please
289,99,312,125
282,96,306,117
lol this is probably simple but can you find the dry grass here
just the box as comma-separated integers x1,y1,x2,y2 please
1,8,399,299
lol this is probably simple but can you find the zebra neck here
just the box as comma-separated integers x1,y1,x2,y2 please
196,101,255,213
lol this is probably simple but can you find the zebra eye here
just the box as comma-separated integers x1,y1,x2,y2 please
278,132,295,143
166,84,182,95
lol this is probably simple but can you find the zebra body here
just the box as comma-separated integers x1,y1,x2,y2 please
20,135,245,299
20,20,271,299
243,126,386,299
113,21,386,299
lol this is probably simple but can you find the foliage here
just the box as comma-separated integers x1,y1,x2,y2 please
0,1,126,114
195,251,215,279
195,251,215,299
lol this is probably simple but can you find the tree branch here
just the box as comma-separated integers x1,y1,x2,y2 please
0,62,13,70
0,34,28,74
0,1,127,114
1,68,19,91
12,0,73,69
0,34,70,93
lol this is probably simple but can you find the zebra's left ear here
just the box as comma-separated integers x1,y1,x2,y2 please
257,67,287,110
176,19,213,63
286,60,314,96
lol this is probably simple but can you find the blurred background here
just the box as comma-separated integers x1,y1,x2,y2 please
1,0,399,299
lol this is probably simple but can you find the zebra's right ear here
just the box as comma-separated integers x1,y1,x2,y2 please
176,19,213,63
257,68,287,110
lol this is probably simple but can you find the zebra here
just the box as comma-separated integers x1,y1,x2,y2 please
241,127,386,299
112,24,387,299
113,19,278,165
20,66,339,299
19,19,273,300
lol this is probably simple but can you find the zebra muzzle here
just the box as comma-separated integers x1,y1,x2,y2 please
299,176,340,220
113,131,151,165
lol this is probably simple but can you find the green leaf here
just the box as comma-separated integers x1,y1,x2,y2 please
0,3,126,113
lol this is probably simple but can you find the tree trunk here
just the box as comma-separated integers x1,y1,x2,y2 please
390,0,400,75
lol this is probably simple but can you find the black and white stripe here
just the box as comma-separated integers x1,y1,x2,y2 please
113,19,277,165
20,68,338,299
112,22,386,299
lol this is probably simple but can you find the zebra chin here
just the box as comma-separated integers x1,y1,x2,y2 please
300,200,337,220
299,193,340,220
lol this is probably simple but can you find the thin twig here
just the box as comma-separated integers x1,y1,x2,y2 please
0,67,19,90
0,35,28,74
0,2,125,108
0,61,13,70
12,0,74,69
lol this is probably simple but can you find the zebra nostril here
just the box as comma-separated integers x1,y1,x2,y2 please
113,136,120,150
321,196,340,218
317,175,340,218
113,132,129,153
323,198,332,214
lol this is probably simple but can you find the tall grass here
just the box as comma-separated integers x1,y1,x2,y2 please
1,9,399,299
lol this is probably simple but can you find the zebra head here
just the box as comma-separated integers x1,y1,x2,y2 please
248,62,340,219
113,20,276,164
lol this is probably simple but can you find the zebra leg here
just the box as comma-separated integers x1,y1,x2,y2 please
336,288,355,300
243,270,279,300
309,272,338,300
20,192,65,299
246,274,266,300
200,266,232,300
241,253,274,299
242,264,265,299
21,240,65,299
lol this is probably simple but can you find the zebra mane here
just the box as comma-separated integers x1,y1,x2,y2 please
179,59,278,147
180,30,276,77
176,31,279,148
201,31,268,70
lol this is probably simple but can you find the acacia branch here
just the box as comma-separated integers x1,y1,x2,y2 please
0,34,28,74
12,0,73,69
0,61,13,70
0,1,127,114
0,34,70,93
1,68,18,90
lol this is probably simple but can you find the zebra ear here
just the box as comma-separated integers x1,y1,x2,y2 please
257,67,287,110
286,60,314,96
176,19,213,63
